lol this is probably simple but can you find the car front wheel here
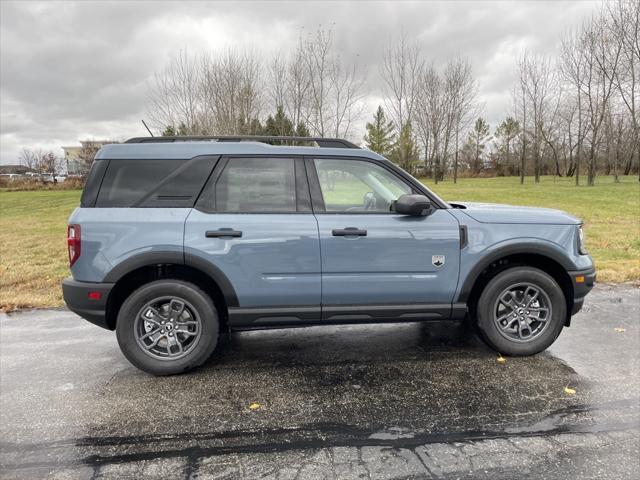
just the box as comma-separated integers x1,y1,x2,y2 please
476,267,566,356
116,279,219,375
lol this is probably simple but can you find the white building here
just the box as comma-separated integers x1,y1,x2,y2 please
62,140,114,175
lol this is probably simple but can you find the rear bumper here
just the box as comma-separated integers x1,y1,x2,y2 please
62,277,114,330
568,267,596,315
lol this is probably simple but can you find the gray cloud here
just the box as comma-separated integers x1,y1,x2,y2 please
0,0,597,163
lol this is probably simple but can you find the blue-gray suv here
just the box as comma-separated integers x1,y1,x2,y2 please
62,136,596,375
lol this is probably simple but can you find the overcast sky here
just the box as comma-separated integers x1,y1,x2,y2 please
0,0,599,164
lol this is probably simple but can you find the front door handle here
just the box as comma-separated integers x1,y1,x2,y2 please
205,229,243,238
332,227,367,237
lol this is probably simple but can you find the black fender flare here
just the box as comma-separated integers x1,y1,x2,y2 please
102,250,239,307
456,242,576,303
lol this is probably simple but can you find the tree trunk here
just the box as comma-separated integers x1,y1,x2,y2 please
453,127,459,184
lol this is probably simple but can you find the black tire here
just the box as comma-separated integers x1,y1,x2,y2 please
116,279,219,375
476,267,566,356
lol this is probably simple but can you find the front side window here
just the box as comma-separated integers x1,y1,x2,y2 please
313,159,412,212
215,157,296,212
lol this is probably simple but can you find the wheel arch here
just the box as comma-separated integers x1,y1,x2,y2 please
459,243,575,326
103,252,238,330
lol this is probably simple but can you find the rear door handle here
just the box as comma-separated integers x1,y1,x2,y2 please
332,227,367,237
205,229,243,238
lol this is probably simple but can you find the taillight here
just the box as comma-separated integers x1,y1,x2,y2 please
67,224,81,267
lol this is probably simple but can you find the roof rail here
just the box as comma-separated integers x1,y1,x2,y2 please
124,135,360,149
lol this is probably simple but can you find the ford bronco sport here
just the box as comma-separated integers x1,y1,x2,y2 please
62,136,595,375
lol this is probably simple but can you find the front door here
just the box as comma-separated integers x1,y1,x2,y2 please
184,156,321,326
308,158,460,320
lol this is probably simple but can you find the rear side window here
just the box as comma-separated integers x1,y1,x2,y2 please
214,157,296,213
80,160,109,207
95,157,216,207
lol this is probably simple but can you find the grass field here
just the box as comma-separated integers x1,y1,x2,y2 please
0,176,638,310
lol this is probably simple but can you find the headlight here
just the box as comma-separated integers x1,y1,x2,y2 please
578,226,587,255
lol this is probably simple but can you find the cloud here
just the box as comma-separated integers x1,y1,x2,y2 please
0,0,597,163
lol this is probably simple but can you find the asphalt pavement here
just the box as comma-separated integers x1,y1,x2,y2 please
1,284,639,479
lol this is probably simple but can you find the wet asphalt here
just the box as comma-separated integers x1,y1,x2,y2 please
0,284,639,479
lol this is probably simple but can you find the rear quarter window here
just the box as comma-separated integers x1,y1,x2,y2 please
94,157,217,208
80,160,109,207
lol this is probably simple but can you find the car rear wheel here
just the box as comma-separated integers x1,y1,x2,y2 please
116,280,219,375
476,267,566,356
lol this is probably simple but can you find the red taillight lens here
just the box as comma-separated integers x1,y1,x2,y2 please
67,224,81,267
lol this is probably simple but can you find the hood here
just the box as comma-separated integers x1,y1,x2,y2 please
450,202,581,225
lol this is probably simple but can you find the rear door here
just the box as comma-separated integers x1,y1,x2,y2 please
308,157,460,320
184,156,321,326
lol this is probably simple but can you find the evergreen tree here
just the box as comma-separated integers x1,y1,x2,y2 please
468,118,491,174
261,106,312,144
295,122,310,137
364,106,395,157
263,105,295,137
162,123,188,136
494,117,520,176
389,122,419,174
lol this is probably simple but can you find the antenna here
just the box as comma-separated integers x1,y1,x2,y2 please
141,120,154,137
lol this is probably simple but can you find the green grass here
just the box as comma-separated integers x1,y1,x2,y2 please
0,176,638,310
0,189,82,309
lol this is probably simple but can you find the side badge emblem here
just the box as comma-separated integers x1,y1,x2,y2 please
432,255,445,268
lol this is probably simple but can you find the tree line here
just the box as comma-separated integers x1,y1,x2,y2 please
146,1,638,186
19,1,635,185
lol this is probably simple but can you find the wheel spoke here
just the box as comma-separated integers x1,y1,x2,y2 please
173,335,184,354
142,307,165,326
175,327,197,337
504,317,519,330
139,328,160,341
169,299,186,321
525,289,540,308
142,333,163,351
517,323,532,339
499,291,518,310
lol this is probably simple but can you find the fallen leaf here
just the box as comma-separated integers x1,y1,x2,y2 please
614,327,626,333
248,402,262,411
496,355,506,364
564,386,576,395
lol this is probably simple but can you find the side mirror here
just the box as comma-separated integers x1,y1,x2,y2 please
393,194,431,216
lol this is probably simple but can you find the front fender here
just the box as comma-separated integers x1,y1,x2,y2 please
456,239,579,302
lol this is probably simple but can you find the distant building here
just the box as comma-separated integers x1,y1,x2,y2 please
62,140,115,175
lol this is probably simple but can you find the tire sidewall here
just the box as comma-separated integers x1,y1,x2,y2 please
116,280,219,375
477,267,566,356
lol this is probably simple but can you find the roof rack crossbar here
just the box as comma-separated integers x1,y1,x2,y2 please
124,135,359,149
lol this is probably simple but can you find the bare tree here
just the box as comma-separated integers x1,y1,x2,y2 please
582,14,623,185
329,58,366,138
302,28,333,136
297,28,365,139
516,51,556,183
381,34,424,165
268,54,287,112
147,50,202,135
284,41,312,129
445,56,478,183
415,64,448,182
19,148,63,176
608,0,639,180
18,148,40,171
200,48,263,135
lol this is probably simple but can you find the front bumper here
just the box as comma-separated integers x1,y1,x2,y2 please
568,267,596,315
62,277,114,329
